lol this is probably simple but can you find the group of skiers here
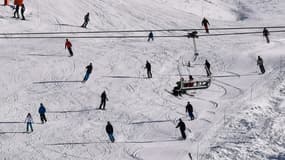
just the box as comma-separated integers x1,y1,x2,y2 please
13,3,25,20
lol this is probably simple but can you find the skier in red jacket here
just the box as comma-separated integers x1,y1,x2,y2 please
65,39,73,57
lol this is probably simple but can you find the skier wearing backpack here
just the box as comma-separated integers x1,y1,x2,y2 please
99,91,108,110
65,39,73,57
81,12,90,28
201,17,210,33
38,103,47,124
145,60,152,78
257,56,265,74
205,59,212,77
25,113,33,132
105,121,115,143
263,28,270,43
176,118,186,140
82,63,93,82
186,102,194,120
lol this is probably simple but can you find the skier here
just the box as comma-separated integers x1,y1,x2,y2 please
65,39,73,57
186,102,194,120
99,91,108,110
176,118,186,140
201,17,210,33
147,31,154,42
82,63,93,82
25,113,33,132
13,4,20,18
257,56,265,74
105,121,115,143
263,27,270,43
81,12,90,28
145,60,152,78
205,59,212,77
20,4,25,20
38,103,47,124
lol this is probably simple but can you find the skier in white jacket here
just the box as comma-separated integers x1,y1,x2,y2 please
25,113,33,132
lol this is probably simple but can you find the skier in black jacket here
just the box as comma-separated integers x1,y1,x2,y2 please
99,91,108,110
205,59,211,77
145,60,152,78
106,121,115,142
186,102,194,120
81,12,90,28
147,31,154,41
257,56,265,74
176,118,186,140
263,28,270,43
82,63,93,82
201,17,210,33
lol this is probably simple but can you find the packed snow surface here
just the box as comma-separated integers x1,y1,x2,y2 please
0,0,285,159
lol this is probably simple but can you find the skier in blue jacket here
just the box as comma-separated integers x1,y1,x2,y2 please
38,103,47,124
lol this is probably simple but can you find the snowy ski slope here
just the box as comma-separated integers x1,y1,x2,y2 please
0,0,285,159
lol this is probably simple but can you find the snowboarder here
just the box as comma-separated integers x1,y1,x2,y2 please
99,91,108,110
201,17,210,33
176,118,186,140
105,121,115,143
145,60,152,78
82,63,93,82
65,39,73,57
20,4,25,20
25,113,33,132
38,103,47,124
147,31,154,42
186,102,194,120
205,59,212,77
257,56,265,74
81,12,90,28
13,4,20,18
263,27,270,43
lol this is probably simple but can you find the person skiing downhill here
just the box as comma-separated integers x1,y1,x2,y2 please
205,59,212,77
13,4,20,18
25,113,33,132
105,121,115,143
99,91,108,110
186,102,194,120
176,118,186,140
263,28,270,43
65,39,73,57
147,31,154,42
145,60,152,78
81,12,90,28
201,17,210,33
257,56,265,74
38,103,47,124
82,63,93,82
20,4,25,20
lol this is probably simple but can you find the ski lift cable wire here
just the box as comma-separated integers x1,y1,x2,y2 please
0,30,285,39
1,26,285,35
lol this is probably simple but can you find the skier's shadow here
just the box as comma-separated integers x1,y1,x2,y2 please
0,121,24,124
48,108,101,114
47,139,179,146
33,80,82,84
55,23,80,28
25,54,66,57
130,120,172,125
0,131,27,134
102,76,147,79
